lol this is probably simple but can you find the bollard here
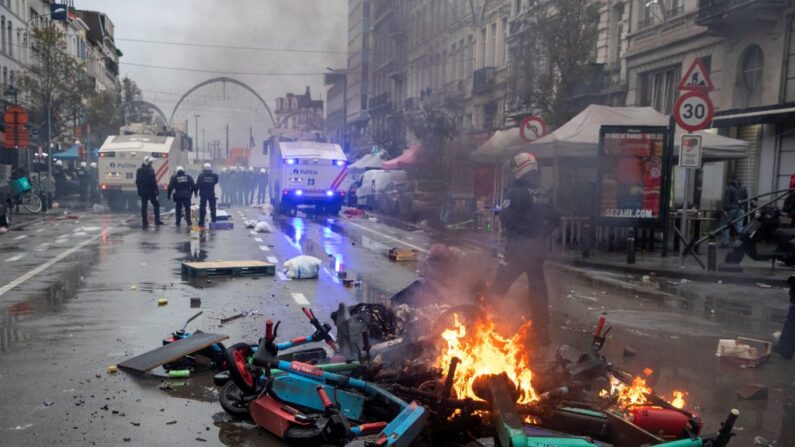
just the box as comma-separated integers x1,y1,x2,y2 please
582,224,592,258
707,238,717,271
627,228,636,265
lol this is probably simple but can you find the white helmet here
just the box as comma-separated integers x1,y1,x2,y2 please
249,166,254,172
80,161,87,168
511,152,538,180
176,165,185,173
90,162,97,168
260,168,266,174
221,167,228,173
55,160,63,166
144,156,153,164
203,162,212,170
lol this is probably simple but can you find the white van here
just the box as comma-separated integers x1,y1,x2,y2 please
356,169,408,209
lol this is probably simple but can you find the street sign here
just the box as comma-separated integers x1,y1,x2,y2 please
674,91,714,132
678,58,714,92
679,134,703,169
519,115,547,143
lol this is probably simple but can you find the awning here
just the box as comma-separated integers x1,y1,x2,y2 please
471,105,750,163
712,102,795,127
382,145,423,170
348,151,384,172
53,144,99,160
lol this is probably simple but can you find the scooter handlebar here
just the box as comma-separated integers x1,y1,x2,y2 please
316,385,334,409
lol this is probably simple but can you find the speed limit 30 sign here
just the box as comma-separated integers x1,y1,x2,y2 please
674,91,714,132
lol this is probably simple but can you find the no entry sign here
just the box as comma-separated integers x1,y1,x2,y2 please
519,115,547,143
674,91,713,133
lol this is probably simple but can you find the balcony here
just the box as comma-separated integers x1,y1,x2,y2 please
696,0,784,34
368,92,392,112
404,97,418,110
472,67,497,95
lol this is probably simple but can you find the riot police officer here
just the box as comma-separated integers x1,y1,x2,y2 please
167,165,196,227
492,152,560,346
196,163,219,227
135,156,163,228
256,168,269,205
76,161,90,203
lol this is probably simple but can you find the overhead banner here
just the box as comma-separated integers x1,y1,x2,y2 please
595,125,672,225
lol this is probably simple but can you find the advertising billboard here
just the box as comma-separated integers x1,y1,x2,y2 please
595,125,671,226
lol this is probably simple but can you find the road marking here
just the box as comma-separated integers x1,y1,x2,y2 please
259,245,269,252
35,243,50,251
291,292,309,305
343,220,429,253
267,256,278,264
36,228,44,233
5,254,25,262
0,233,103,297
254,237,263,242
13,235,27,240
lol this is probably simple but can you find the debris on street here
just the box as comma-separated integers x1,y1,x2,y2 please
283,255,322,279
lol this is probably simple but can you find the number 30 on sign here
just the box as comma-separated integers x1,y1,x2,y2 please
674,91,714,132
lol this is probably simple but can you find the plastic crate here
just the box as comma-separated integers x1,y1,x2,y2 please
9,177,30,195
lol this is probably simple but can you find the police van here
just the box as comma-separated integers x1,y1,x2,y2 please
98,124,191,211
269,140,347,215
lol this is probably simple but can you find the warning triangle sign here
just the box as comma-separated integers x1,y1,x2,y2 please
678,58,714,91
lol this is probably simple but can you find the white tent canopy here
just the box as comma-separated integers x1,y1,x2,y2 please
348,151,384,172
471,105,750,163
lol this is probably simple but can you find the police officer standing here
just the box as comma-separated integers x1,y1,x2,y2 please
167,165,196,227
76,161,90,204
53,159,66,199
89,162,100,203
227,166,239,206
135,156,163,229
196,163,219,227
492,152,560,346
256,168,269,205
219,167,229,204
245,166,256,206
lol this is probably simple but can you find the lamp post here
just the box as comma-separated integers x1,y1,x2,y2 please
193,114,200,163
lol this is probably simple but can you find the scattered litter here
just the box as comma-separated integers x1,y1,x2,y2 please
42,400,54,407
283,255,322,279
641,275,651,283
368,216,378,222
244,219,256,229
220,309,261,324
196,437,207,442
755,283,772,289
343,208,366,218
389,248,419,262
158,298,168,306
190,298,201,308
716,337,772,368
254,221,272,233
106,365,118,374
623,346,637,357
753,436,775,446
166,420,177,425
130,285,137,291
737,383,768,400
168,370,190,379
123,437,131,442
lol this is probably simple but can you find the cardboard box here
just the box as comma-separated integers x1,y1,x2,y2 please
716,337,772,368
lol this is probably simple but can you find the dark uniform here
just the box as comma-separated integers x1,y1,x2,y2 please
493,171,560,345
135,162,162,228
244,169,255,206
196,169,219,226
76,164,89,202
774,275,795,360
167,170,196,226
53,163,66,198
227,169,239,206
256,170,269,205
89,165,100,203
219,170,229,204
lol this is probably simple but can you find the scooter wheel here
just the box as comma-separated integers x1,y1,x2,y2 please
284,425,324,445
224,343,257,395
219,381,250,419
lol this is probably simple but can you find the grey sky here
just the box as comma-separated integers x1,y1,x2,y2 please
76,0,347,150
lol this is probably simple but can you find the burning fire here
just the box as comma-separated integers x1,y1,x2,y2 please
438,313,538,404
601,370,688,410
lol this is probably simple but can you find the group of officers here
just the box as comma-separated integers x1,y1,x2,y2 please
134,159,269,230
32,154,100,203
218,166,269,207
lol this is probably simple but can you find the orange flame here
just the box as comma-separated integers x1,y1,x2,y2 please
670,391,687,409
616,376,653,408
437,313,538,404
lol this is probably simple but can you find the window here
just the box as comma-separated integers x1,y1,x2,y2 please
489,22,497,66
639,65,680,114
479,27,486,68
740,45,764,91
640,1,654,28
1,17,5,54
8,22,12,58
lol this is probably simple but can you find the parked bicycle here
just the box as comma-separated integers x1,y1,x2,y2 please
8,167,43,214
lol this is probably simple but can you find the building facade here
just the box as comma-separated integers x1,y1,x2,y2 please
324,69,347,148
592,0,795,208
274,87,324,132
346,0,371,154
75,9,121,92
0,0,30,93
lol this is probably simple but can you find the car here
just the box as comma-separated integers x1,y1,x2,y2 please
377,181,408,215
397,180,447,221
355,169,407,210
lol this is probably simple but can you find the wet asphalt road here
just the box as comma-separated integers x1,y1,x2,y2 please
0,206,793,446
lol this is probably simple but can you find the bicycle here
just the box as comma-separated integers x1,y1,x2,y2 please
9,176,43,214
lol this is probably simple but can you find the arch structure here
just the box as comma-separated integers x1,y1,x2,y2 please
113,100,169,125
168,77,277,128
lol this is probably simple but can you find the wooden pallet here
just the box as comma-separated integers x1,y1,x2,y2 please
181,260,275,277
215,210,231,221
118,331,229,373
388,248,419,262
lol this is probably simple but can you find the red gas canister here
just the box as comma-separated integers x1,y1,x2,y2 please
630,407,696,438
